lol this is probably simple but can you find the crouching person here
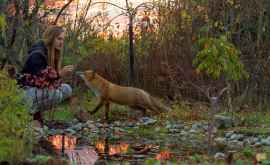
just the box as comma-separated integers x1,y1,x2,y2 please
19,25,74,125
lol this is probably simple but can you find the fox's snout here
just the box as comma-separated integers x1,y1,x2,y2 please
75,71,84,79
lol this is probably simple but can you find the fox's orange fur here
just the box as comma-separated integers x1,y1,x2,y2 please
79,70,170,119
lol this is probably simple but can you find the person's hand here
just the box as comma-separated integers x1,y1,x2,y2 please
59,65,74,77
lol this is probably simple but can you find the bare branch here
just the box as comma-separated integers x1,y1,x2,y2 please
75,0,92,37
102,13,126,30
53,0,74,25
29,0,42,20
81,0,92,21
218,86,229,98
188,81,211,100
206,87,211,99
125,0,130,14
90,1,155,16
134,2,155,13
37,11,50,21
91,1,126,11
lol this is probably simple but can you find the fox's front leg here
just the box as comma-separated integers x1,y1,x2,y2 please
90,99,104,115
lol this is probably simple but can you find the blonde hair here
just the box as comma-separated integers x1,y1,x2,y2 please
42,25,64,72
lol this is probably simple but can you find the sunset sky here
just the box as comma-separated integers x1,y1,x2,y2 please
23,0,157,37
69,0,155,20
66,0,157,36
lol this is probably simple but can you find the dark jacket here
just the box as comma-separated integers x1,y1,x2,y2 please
21,41,48,75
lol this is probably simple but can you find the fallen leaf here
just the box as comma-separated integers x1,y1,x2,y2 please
256,153,266,162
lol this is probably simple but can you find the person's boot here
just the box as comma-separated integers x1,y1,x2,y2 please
33,111,43,127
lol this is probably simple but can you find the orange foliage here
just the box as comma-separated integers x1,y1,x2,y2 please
155,150,172,161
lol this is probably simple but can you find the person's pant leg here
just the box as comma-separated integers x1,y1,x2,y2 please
58,83,72,101
24,84,72,113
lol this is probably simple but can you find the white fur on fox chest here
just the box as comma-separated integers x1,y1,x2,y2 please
82,76,101,97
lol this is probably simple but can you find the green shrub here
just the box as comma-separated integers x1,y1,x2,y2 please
193,34,248,81
0,71,33,164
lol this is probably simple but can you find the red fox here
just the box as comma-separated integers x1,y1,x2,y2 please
77,70,170,120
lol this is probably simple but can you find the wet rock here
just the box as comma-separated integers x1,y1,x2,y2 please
83,127,90,132
113,121,121,127
202,125,209,131
214,152,225,160
214,137,227,150
65,128,76,135
87,123,96,130
253,142,263,147
43,125,49,131
176,123,184,129
96,123,104,128
169,128,181,133
180,130,188,136
132,154,148,159
227,140,244,150
72,123,83,131
49,129,62,135
72,118,79,124
126,122,135,127
244,137,260,145
133,126,139,129
86,120,94,124
225,131,234,138
76,134,82,139
230,134,244,141
184,126,189,131
165,121,172,128
214,115,234,129
33,127,46,139
261,137,270,146
215,137,227,144
139,117,157,125
192,123,204,130
189,129,198,134
165,121,184,128
154,127,161,132
113,127,126,133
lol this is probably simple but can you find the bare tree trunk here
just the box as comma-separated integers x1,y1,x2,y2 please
125,0,135,86
256,1,264,49
128,15,135,86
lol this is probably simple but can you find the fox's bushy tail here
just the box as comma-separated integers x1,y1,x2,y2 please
149,96,171,113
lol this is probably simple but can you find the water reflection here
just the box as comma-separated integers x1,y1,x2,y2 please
48,135,77,150
48,135,98,165
95,140,129,156
47,132,170,163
